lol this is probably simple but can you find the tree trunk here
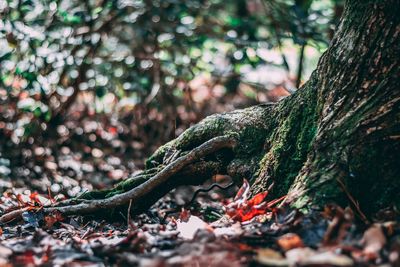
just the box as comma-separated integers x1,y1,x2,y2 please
284,0,400,213
5,0,396,221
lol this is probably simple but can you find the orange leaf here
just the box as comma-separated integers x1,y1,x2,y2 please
247,191,268,206
277,233,304,251
225,180,286,222
29,192,42,205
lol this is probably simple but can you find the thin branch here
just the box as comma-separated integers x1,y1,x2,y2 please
127,199,132,227
0,207,30,224
296,43,306,89
336,177,369,224
186,181,236,207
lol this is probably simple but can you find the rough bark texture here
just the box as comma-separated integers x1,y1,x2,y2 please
286,0,400,213
69,0,399,216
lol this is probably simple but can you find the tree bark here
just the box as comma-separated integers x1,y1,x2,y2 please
3,0,397,222
285,0,400,213
78,0,400,215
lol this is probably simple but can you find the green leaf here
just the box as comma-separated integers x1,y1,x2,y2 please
93,7,103,15
21,71,37,82
44,110,52,122
225,16,241,27
33,106,42,117
58,10,82,24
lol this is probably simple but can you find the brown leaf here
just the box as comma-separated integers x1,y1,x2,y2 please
285,247,316,265
361,224,387,260
303,251,354,266
257,248,288,266
277,233,304,251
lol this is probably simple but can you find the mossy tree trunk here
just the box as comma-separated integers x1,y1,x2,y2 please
20,0,398,219
284,0,400,213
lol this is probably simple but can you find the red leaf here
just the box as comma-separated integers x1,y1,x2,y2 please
179,208,191,222
108,126,118,135
247,191,268,206
14,250,35,265
233,179,250,201
225,180,286,222
29,192,42,205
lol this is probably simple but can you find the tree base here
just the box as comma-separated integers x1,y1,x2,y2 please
2,0,400,222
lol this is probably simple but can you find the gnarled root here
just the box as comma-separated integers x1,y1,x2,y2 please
45,135,237,215
0,104,275,223
0,135,238,223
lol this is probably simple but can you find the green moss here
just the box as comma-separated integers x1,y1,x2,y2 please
176,115,229,150
252,79,320,197
79,169,158,200
105,177,146,198
146,141,174,168
79,190,109,200
292,194,311,212
237,126,267,154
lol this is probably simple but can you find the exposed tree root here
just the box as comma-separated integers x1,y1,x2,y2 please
0,135,237,223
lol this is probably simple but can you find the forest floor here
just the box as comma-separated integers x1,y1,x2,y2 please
1,83,399,266
1,174,399,266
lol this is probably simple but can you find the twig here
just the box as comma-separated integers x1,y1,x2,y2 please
336,177,369,224
0,207,30,224
127,199,132,228
296,43,306,89
186,181,236,207
159,181,236,222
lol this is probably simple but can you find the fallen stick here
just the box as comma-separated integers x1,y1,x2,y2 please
0,207,30,224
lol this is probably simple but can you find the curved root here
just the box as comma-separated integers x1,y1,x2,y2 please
1,105,274,223
0,135,237,223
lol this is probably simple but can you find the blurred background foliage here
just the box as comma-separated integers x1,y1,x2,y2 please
0,0,343,196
